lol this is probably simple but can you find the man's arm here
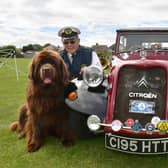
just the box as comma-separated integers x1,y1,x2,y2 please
80,51,102,76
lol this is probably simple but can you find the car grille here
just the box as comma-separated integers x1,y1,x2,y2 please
113,66,166,126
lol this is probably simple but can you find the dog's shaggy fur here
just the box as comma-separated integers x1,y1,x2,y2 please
10,49,76,152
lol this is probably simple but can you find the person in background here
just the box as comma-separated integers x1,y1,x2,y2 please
58,26,102,79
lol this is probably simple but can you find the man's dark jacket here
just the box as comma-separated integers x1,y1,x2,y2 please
60,46,92,78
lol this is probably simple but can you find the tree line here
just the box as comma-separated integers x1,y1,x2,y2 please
0,43,55,58
0,43,115,58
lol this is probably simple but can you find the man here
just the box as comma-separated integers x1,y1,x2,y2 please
58,26,102,79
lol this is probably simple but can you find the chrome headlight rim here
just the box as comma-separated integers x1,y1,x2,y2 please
87,115,101,131
83,65,103,87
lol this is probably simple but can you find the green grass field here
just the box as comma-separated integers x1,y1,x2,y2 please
0,58,168,168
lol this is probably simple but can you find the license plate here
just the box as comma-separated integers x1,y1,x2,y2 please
105,133,168,154
129,100,155,114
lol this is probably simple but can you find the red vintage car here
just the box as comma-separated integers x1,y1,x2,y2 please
66,28,168,154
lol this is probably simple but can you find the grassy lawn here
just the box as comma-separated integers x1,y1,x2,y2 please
0,58,168,168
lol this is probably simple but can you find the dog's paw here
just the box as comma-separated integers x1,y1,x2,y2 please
17,132,26,139
27,141,41,152
9,121,18,131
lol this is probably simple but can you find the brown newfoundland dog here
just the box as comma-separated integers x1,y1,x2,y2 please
10,49,76,152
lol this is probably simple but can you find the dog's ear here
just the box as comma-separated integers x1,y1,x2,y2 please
28,60,35,81
60,59,70,85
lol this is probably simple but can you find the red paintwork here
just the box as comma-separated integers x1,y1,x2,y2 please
104,29,168,138
105,56,168,137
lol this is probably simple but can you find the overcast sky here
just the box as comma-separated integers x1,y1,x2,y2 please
1,0,168,48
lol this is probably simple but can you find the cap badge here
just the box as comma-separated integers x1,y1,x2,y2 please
64,28,73,35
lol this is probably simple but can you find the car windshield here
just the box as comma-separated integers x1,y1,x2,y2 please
117,33,168,53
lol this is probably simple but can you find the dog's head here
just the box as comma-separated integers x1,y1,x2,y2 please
28,49,69,87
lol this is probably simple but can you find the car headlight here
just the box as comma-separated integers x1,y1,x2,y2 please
83,65,103,87
87,115,101,131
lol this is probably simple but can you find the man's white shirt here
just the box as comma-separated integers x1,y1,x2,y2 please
91,51,102,69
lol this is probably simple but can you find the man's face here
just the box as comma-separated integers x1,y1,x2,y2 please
62,38,80,54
